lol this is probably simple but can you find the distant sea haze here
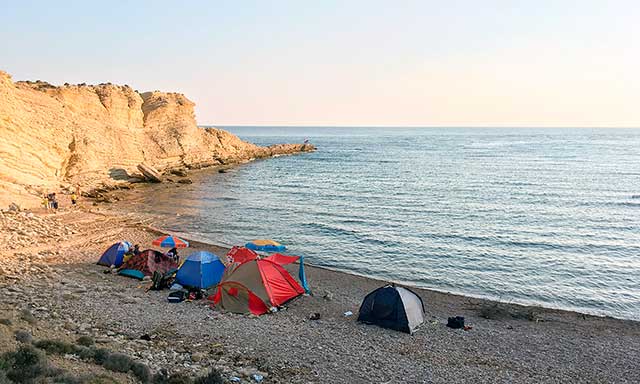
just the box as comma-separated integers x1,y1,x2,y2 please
133,127,640,320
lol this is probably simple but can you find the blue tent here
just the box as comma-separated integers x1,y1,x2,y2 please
176,251,226,289
97,241,132,267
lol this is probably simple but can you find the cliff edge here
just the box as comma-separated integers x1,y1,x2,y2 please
0,70,314,208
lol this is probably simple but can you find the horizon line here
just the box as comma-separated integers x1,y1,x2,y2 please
200,124,640,129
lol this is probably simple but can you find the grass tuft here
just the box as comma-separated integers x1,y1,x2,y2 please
0,318,12,326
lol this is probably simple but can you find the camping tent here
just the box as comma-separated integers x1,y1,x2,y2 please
226,246,258,264
245,239,286,253
97,241,132,267
263,253,310,294
211,259,304,315
176,251,225,289
357,285,425,334
119,249,178,276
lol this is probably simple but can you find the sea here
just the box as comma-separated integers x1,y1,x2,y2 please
128,127,640,320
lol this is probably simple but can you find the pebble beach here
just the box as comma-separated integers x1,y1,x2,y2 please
1,206,639,383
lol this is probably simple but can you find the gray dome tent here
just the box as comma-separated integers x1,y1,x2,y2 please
357,284,425,334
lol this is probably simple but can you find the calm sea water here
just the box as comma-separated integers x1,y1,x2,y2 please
129,127,640,320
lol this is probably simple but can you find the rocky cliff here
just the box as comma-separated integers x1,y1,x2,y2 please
0,71,313,208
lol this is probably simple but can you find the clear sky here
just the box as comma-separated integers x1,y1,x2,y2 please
2,0,639,127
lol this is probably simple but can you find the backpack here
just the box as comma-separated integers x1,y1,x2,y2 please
151,271,175,291
151,271,164,290
447,316,465,329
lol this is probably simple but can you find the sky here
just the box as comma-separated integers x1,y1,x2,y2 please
1,0,639,127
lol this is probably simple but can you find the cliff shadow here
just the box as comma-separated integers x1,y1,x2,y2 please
108,168,130,181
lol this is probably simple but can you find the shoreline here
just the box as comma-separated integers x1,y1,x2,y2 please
142,215,636,323
1,207,639,382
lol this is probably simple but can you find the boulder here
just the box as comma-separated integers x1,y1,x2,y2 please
137,163,162,183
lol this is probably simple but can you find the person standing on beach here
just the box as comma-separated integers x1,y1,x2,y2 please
71,192,78,206
52,193,59,211
46,193,54,211
42,194,49,211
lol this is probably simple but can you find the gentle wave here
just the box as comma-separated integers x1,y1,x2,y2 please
133,127,640,320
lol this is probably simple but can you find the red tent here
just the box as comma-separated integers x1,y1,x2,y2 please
226,246,258,264
262,253,299,266
211,259,304,315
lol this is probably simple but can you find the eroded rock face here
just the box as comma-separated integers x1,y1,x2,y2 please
0,70,314,208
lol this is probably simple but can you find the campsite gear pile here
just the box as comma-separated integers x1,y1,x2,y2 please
97,238,310,315
99,239,438,334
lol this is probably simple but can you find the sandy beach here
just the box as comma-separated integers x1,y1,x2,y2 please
1,202,638,384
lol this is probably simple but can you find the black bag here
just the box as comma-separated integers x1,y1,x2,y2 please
151,271,164,291
447,316,465,329
167,291,186,303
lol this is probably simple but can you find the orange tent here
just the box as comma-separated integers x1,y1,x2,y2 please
211,259,304,315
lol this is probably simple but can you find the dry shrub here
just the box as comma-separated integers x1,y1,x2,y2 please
131,361,152,383
92,348,111,364
19,309,36,324
33,339,76,355
0,345,56,383
102,352,134,373
14,330,32,344
194,370,224,384
76,335,95,347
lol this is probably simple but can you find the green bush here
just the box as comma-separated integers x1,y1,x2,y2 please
0,371,10,384
34,339,76,355
74,345,96,361
76,335,95,347
92,348,111,365
131,362,152,383
102,352,134,373
1,345,51,383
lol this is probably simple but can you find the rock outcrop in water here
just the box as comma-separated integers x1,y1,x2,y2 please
0,70,314,208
